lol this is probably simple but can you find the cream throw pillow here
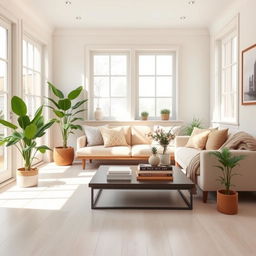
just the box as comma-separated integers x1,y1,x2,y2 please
186,128,212,149
206,129,229,150
100,127,128,147
131,126,152,145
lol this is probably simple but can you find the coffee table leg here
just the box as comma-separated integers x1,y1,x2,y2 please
91,188,103,209
178,189,193,209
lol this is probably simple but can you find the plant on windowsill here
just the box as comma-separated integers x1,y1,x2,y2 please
210,148,245,215
47,82,87,166
183,117,203,136
160,109,170,120
0,96,55,187
141,111,149,121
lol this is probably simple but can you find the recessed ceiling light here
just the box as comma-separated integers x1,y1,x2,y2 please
180,16,186,20
188,0,195,4
76,16,82,20
65,1,71,5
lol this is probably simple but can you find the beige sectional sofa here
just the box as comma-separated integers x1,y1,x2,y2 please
175,136,256,202
76,121,182,169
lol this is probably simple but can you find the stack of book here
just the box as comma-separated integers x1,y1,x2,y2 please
107,166,132,181
137,164,173,181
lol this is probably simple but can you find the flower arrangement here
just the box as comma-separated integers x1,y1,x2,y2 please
148,127,175,154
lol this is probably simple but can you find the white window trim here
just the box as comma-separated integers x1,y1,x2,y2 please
85,45,179,121
212,15,239,126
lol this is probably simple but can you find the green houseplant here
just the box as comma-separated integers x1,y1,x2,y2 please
141,111,149,121
47,82,87,166
210,148,245,214
184,117,203,136
160,109,170,120
0,96,54,187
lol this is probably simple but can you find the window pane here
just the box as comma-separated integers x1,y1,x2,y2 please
94,77,109,97
225,41,231,66
28,43,34,69
0,26,7,59
139,55,155,75
34,72,41,96
23,40,27,66
0,61,7,92
139,77,155,97
139,98,155,117
232,64,237,91
111,77,126,97
111,98,128,119
232,37,237,63
111,55,127,75
34,47,41,72
156,55,173,75
94,98,110,118
24,69,33,95
156,77,172,97
94,55,109,75
156,98,172,117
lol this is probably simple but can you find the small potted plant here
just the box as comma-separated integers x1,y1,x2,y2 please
184,117,203,135
141,111,149,121
148,146,160,166
47,82,87,166
160,109,170,120
0,96,54,187
210,148,245,215
148,127,175,165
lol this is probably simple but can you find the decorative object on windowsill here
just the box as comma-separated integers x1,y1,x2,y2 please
94,106,103,120
210,148,245,215
0,97,54,187
183,117,204,136
147,127,175,166
160,109,170,120
242,43,256,105
47,82,87,166
141,111,149,121
148,146,160,166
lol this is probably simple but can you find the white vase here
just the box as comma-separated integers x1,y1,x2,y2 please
159,153,170,166
94,107,103,120
148,154,160,166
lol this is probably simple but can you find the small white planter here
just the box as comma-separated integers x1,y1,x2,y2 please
159,153,171,165
16,168,38,188
148,154,160,166
94,107,103,120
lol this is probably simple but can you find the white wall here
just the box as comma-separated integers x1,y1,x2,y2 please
210,0,256,135
53,28,210,148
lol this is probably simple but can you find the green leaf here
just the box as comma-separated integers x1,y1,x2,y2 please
0,119,17,130
45,97,60,108
72,109,86,116
70,117,83,123
37,145,51,153
47,82,64,99
35,120,55,137
53,110,65,118
35,116,44,128
6,137,20,147
24,124,37,139
58,98,71,111
31,106,43,124
12,131,23,140
72,99,87,109
68,86,83,100
11,96,27,116
70,124,82,130
18,115,30,129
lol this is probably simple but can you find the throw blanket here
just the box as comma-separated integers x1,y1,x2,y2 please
187,132,256,184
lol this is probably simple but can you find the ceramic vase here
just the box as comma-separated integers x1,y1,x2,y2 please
95,107,103,120
148,154,160,166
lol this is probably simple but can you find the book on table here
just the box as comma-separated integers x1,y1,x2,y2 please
138,164,173,171
137,175,173,181
107,166,132,181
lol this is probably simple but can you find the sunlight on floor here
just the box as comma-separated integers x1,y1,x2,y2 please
0,163,95,210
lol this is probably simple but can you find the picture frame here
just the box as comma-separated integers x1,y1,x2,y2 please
242,44,256,105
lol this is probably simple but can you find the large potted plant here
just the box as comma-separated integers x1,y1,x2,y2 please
47,82,87,166
0,96,54,187
210,148,245,215
148,127,175,165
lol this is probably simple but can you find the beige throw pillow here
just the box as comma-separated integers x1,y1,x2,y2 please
100,127,128,147
206,129,229,150
131,126,152,145
109,126,131,145
186,128,211,149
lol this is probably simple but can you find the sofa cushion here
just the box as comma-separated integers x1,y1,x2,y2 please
76,145,131,156
100,127,128,147
83,125,106,146
186,128,212,149
132,144,175,156
109,126,131,145
205,129,229,150
131,126,152,145
175,147,200,170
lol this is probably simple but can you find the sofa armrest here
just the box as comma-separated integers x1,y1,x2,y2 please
175,136,190,147
77,135,87,149
198,150,256,191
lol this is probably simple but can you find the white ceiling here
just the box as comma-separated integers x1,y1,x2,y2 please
23,0,236,29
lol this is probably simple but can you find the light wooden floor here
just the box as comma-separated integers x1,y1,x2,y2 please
0,161,256,256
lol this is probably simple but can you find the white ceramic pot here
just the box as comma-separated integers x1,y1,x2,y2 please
94,107,103,120
16,168,38,188
159,153,171,166
148,154,160,166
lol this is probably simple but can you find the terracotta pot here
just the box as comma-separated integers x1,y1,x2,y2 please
141,116,148,121
217,190,238,215
161,113,170,120
16,168,38,188
53,147,74,166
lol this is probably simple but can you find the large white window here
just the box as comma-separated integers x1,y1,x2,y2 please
220,33,238,123
90,52,129,120
137,52,175,119
23,36,43,117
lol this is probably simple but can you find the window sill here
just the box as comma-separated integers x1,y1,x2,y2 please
84,120,184,124
211,120,239,127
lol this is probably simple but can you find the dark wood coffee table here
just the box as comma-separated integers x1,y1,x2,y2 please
88,166,195,210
